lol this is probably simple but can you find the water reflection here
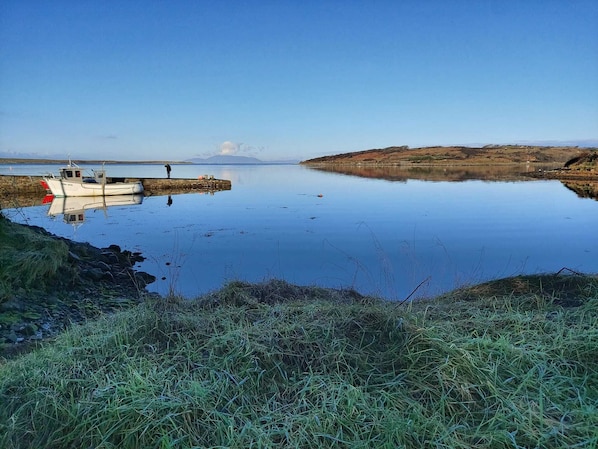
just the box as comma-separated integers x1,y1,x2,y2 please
3,164,597,300
306,164,562,182
561,180,598,201
47,194,144,226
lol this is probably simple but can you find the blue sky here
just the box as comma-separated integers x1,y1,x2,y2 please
1,0,597,161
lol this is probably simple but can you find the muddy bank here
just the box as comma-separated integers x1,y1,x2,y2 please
526,168,598,181
0,221,157,358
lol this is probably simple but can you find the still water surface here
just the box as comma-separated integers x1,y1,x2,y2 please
2,164,597,300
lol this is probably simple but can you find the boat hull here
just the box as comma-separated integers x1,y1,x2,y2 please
47,194,144,216
44,178,144,197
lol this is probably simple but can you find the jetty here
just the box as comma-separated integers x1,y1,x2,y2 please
0,174,232,207
135,177,231,196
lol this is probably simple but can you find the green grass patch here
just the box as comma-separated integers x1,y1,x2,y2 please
1,277,597,448
0,216,70,300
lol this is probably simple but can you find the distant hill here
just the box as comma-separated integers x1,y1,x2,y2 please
301,145,592,166
186,155,298,164
564,151,598,171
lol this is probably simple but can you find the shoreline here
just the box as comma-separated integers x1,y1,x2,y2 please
1,235,596,448
300,145,598,181
0,174,232,205
1,215,596,358
1,213,597,448
0,217,157,357
0,158,192,165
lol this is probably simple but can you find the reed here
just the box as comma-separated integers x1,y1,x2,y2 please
1,277,597,448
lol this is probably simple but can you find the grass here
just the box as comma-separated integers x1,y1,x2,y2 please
0,215,70,300
1,277,597,448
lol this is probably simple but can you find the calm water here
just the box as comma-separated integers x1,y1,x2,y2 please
2,163,597,300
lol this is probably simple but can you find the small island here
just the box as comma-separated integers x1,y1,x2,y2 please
301,144,595,168
301,144,598,185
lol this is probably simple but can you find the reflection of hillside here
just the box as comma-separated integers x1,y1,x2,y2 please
561,180,598,201
309,165,407,182
0,192,47,209
307,164,560,182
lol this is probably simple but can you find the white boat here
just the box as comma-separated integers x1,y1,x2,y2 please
42,162,144,197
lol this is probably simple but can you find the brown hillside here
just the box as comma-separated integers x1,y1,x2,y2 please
564,151,598,171
301,145,587,166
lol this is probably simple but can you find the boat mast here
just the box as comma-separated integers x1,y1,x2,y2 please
101,162,106,196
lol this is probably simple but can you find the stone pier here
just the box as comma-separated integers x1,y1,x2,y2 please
0,175,232,208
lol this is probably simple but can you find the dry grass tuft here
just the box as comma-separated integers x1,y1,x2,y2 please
1,274,597,448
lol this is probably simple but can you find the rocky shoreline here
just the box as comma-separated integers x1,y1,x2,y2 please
0,222,157,358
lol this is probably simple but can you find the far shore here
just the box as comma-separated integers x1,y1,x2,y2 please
0,158,192,165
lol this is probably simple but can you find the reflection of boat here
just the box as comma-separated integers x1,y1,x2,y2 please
42,161,143,197
47,194,144,225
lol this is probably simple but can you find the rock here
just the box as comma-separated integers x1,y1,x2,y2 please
31,331,44,340
5,331,20,343
0,299,27,312
135,272,157,287
1,219,159,358
101,251,120,264
82,267,105,281
21,323,38,336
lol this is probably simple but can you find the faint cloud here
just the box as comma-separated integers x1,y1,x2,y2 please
217,141,265,157
98,135,118,140
190,141,267,159
219,141,239,155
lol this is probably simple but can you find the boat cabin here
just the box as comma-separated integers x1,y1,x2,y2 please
58,166,107,184
64,212,85,225
93,170,107,184
60,167,83,181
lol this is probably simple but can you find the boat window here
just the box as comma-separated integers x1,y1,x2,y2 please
65,170,73,178
75,171,81,177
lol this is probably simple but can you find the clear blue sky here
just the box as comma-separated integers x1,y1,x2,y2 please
1,0,597,161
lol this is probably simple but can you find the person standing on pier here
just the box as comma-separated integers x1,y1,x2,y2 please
165,164,171,179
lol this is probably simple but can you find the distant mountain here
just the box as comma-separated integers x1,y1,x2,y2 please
185,155,299,164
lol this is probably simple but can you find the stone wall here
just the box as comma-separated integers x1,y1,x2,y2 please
0,175,46,195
